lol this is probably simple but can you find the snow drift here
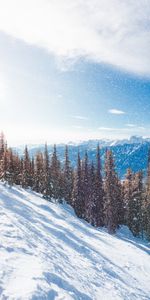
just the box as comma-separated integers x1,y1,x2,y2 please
0,182,150,300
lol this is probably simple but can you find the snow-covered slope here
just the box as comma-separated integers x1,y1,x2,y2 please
0,183,150,300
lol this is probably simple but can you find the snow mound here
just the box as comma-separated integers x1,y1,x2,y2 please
0,182,150,300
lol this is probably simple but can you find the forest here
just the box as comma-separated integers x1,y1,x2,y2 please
0,132,150,239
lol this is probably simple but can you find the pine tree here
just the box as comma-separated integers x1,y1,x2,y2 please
144,150,150,240
29,157,35,188
0,148,8,181
87,161,97,225
33,152,44,193
94,144,104,227
82,151,90,221
128,171,143,237
72,151,83,218
7,149,15,186
11,150,22,185
51,145,62,201
22,146,31,188
0,132,5,160
147,149,150,195
0,132,7,179
42,143,52,199
123,169,133,225
116,176,125,225
145,203,150,240
63,145,73,204
104,149,119,234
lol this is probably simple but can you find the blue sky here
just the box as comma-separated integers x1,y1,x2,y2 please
0,0,150,145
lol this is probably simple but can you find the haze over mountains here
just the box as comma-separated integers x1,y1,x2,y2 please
14,136,150,178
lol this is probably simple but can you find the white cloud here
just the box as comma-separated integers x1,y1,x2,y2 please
0,0,150,75
126,124,145,130
126,123,136,127
98,126,146,133
108,109,125,115
98,127,118,131
72,115,88,120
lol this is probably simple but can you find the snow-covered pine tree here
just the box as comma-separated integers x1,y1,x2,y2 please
42,143,52,199
33,152,44,193
22,146,31,188
144,150,150,240
0,147,19,186
104,149,119,234
63,145,73,204
115,175,125,226
7,149,15,186
12,153,22,185
82,151,90,221
0,147,8,181
128,171,143,237
144,199,150,240
29,157,35,188
72,151,83,218
146,149,150,195
50,145,62,201
94,144,104,227
123,168,133,225
0,132,5,161
0,132,7,179
88,161,97,225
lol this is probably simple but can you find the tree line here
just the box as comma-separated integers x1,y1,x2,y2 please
0,132,150,239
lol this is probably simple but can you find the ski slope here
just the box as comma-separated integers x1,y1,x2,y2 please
0,182,150,300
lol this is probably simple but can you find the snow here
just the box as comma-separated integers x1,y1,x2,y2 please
0,182,150,300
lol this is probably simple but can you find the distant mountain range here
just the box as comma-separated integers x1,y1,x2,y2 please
14,136,150,178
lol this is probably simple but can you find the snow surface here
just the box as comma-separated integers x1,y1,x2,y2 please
0,182,150,300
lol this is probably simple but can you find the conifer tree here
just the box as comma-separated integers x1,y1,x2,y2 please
128,171,143,237
0,132,7,179
7,149,14,186
144,202,150,240
29,157,35,188
0,148,8,181
87,161,97,225
116,176,125,225
144,150,150,240
33,152,44,193
51,145,62,201
94,144,104,227
147,149,150,194
42,143,52,199
72,151,83,218
123,169,133,225
82,151,90,220
13,153,22,185
104,149,119,233
81,151,93,221
22,146,31,188
63,145,73,204
0,132,5,160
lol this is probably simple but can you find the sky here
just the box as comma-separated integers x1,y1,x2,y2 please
0,0,150,145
